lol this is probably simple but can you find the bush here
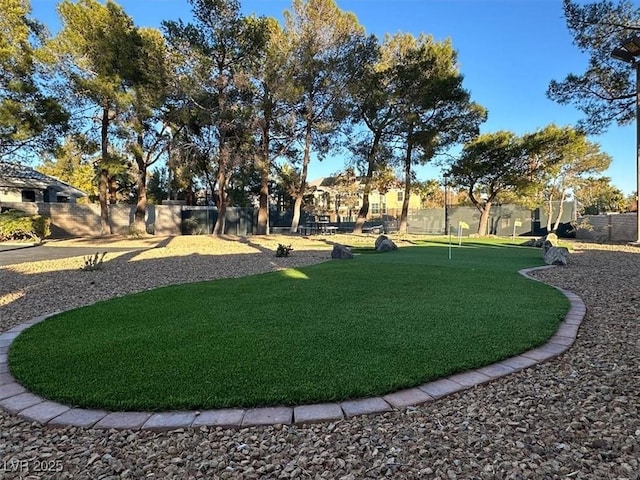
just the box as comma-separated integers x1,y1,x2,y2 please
275,243,293,257
0,209,51,241
81,252,107,271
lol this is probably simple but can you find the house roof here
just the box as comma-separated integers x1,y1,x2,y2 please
0,162,87,198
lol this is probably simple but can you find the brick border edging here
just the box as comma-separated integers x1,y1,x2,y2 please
0,265,585,431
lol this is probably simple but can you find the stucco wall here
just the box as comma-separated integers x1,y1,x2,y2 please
0,202,182,237
576,214,638,243
0,188,44,202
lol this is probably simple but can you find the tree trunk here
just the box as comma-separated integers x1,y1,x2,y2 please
290,119,313,234
545,196,553,233
353,193,370,233
212,147,228,235
353,131,382,234
108,175,118,204
132,126,148,232
399,139,414,233
256,119,270,235
257,175,269,235
552,189,567,232
478,202,492,236
99,105,111,235
98,168,109,235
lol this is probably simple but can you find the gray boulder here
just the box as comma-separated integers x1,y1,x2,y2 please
544,246,569,266
376,238,398,252
539,232,558,248
542,239,554,254
529,233,558,248
331,244,354,259
374,235,388,250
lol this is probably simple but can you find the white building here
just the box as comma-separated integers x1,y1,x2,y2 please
0,162,87,204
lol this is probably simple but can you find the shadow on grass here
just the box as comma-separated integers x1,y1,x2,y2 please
0,239,329,331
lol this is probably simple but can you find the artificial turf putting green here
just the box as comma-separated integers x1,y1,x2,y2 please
8,240,569,411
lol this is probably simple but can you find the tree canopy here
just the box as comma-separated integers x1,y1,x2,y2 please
1,0,626,237
448,131,530,235
0,0,68,161
548,0,640,134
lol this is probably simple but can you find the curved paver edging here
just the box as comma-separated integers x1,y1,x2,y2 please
0,265,585,431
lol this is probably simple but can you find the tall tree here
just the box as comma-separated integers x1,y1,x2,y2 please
146,167,169,205
575,176,627,214
324,167,360,223
50,0,144,234
528,124,612,232
272,163,301,212
164,0,268,235
0,0,68,161
448,131,535,235
392,34,486,233
413,179,444,209
348,34,397,234
252,17,297,234
548,0,640,134
126,27,171,233
283,0,369,233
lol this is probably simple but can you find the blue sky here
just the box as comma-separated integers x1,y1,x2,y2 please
30,0,638,194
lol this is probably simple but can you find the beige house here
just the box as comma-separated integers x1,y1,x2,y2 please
0,162,86,204
307,177,422,222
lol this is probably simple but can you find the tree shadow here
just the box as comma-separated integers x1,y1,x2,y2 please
0,240,330,332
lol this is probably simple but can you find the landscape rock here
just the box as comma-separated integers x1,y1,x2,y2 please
527,233,559,248
0,236,637,479
331,244,354,259
544,245,569,265
374,235,388,250
545,232,559,244
376,239,397,252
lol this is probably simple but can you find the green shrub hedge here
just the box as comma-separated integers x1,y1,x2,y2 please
0,209,50,241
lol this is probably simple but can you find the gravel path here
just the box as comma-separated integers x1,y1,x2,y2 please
0,236,638,479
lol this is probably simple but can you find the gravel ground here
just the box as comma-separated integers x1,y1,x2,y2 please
0,236,638,480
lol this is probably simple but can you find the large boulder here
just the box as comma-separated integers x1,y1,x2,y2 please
544,246,569,266
374,235,388,250
331,244,354,259
540,232,559,253
545,232,559,244
376,238,398,252
527,233,558,248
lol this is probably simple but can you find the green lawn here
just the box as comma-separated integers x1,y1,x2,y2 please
8,240,569,411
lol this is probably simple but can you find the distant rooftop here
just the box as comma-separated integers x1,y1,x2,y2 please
0,161,87,198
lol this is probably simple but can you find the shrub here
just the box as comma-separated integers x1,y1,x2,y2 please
0,209,51,241
127,225,144,238
81,252,107,271
275,243,293,257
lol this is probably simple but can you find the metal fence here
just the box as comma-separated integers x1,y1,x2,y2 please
180,202,577,237
181,207,257,236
